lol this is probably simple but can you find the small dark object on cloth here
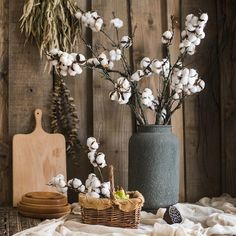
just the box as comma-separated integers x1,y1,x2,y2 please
163,205,182,224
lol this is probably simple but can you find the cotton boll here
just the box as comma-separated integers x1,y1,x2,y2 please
190,86,198,94
87,58,99,67
189,69,197,77
186,14,194,22
140,57,151,69
117,77,131,91
91,178,101,188
118,91,131,105
179,43,185,54
162,30,173,44
50,60,58,66
183,39,191,47
108,61,114,70
88,173,96,180
68,67,77,76
187,43,196,55
109,50,117,61
88,151,95,163
151,59,163,74
94,19,103,32
58,179,67,188
181,30,187,39
78,185,85,193
190,16,199,27
59,63,68,71
109,91,120,101
96,152,107,168
85,179,91,189
197,79,205,90
131,70,145,81
176,83,183,90
87,137,99,151
56,186,68,193
110,18,123,28
98,53,109,67
181,76,189,85
143,88,153,96
200,13,208,23
72,63,83,75
197,31,205,39
109,49,121,61
86,191,100,199
186,23,196,32
59,70,67,77
120,36,132,48
71,178,83,189
198,21,206,28
87,137,96,147
76,54,86,65
189,76,197,85
188,34,197,43
101,188,110,198
75,11,82,19
182,68,189,78
193,38,201,46
173,93,180,100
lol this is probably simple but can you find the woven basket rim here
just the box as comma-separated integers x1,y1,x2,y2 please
79,191,144,212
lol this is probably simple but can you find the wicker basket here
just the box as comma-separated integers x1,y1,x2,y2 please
79,166,144,228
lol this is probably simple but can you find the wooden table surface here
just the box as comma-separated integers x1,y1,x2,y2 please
0,207,41,235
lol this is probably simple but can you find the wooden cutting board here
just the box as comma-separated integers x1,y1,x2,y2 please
13,109,67,206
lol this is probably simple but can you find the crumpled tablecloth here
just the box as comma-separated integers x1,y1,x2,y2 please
13,194,236,236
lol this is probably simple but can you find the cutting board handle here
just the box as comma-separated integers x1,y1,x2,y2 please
34,109,43,132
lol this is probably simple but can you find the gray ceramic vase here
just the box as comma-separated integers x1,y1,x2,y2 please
128,125,179,211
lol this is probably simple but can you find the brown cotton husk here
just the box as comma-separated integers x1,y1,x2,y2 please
20,0,80,57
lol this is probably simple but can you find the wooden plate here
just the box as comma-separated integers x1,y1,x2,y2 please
18,210,71,219
19,201,68,208
22,192,67,205
17,202,71,214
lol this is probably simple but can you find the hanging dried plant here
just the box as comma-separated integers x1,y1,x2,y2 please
20,0,80,57
50,76,82,163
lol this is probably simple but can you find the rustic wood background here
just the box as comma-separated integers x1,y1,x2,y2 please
0,0,233,206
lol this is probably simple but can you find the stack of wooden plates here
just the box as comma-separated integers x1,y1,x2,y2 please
17,192,71,219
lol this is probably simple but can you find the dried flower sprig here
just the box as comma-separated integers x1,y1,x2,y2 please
50,76,81,162
47,10,208,125
20,0,80,57
49,137,111,199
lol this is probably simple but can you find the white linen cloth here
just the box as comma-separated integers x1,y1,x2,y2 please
13,194,236,236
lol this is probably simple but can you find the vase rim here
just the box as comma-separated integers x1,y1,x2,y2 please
138,124,172,128
137,124,172,133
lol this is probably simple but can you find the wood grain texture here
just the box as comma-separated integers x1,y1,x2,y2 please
8,0,52,137
9,0,53,205
0,207,41,235
217,0,236,195
129,0,163,124
92,0,133,189
0,0,9,206
64,0,92,202
166,0,185,202
182,0,221,202
13,109,66,206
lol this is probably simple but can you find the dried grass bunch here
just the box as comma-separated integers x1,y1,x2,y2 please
20,0,80,57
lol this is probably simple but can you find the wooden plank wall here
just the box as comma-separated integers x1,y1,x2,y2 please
0,0,9,206
1,0,236,205
182,0,222,202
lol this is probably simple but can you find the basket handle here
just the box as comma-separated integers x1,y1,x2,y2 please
108,165,115,199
